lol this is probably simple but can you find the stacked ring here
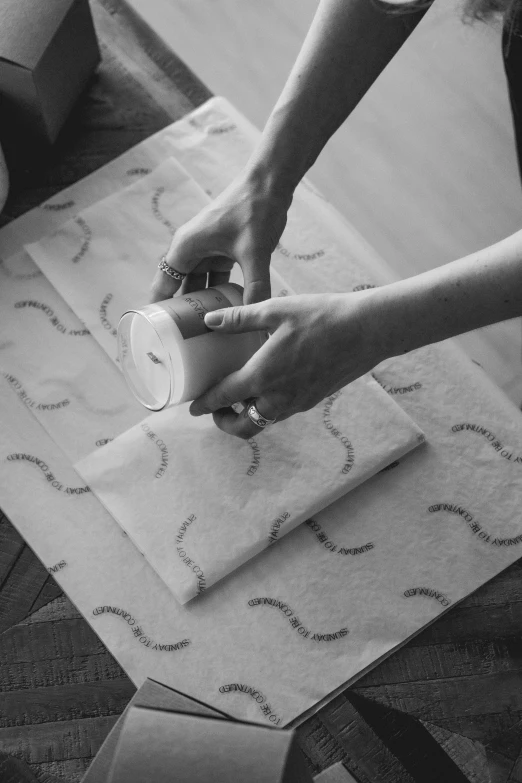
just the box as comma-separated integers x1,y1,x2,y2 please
158,256,187,281
246,401,277,429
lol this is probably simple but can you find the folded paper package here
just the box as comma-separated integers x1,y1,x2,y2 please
86,678,313,783
1,96,522,728
108,706,312,783
82,678,228,783
75,376,425,603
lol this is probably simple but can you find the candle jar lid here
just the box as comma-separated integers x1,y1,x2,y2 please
118,284,265,411
118,307,180,411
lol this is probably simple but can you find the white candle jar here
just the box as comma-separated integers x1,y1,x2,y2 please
118,283,265,410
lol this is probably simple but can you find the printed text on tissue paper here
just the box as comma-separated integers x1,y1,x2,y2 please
151,186,176,233
403,587,450,606
322,391,355,474
268,512,291,544
93,605,190,650
99,294,117,338
248,597,348,641
71,217,92,264
452,423,522,463
219,683,282,725
306,519,374,555
6,454,90,494
247,438,261,476
48,560,67,574
174,514,206,593
141,423,169,478
4,374,70,411
14,300,89,336
429,503,522,546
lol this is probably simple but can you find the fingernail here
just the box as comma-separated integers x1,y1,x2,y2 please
205,310,224,327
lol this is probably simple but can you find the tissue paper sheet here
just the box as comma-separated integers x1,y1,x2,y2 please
0,161,423,603
0,251,145,462
75,376,424,603
2,97,522,728
24,159,212,367
20,154,423,602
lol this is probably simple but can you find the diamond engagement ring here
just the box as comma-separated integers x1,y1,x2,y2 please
158,256,187,281
246,401,277,429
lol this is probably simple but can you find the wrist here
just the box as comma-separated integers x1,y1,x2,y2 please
242,152,297,207
244,104,313,204
360,282,421,362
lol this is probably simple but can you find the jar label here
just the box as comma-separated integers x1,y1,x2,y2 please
158,287,234,340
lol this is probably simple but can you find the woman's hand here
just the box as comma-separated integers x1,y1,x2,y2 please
149,167,293,305
189,289,390,439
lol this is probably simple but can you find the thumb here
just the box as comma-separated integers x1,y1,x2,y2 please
204,303,267,333
240,255,272,305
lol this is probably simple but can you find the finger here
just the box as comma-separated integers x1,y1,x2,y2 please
150,255,234,303
150,227,211,303
208,269,231,288
150,263,183,303
203,302,274,333
182,272,208,294
212,396,284,440
239,253,272,305
189,366,254,417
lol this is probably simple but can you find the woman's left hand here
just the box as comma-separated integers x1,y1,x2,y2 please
189,290,389,439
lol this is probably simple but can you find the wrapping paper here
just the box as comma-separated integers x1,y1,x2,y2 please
24,159,212,367
1,97,522,728
21,155,423,602
0,250,143,462
75,376,424,603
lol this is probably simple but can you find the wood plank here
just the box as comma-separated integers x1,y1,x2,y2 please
0,681,135,729
421,721,489,783
426,712,522,746
0,715,119,762
313,761,359,783
0,753,41,783
28,759,90,783
459,563,522,608
404,601,522,647
296,713,346,776
0,652,127,695
1,618,107,664
17,595,82,625
0,511,25,586
28,577,64,617
92,0,211,115
344,692,479,783
316,695,418,783
0,545,51,634
353,671,522,721
359,637,522,686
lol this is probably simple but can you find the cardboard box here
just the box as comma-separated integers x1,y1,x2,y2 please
82,679,228,783
109,706,313,783
0,0,100,145
81,679,313,783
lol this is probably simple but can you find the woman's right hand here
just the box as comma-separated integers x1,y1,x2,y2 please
149,166,293,305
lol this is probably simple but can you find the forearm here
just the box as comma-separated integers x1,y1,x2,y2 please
374,230,522,358
245,0,430,195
